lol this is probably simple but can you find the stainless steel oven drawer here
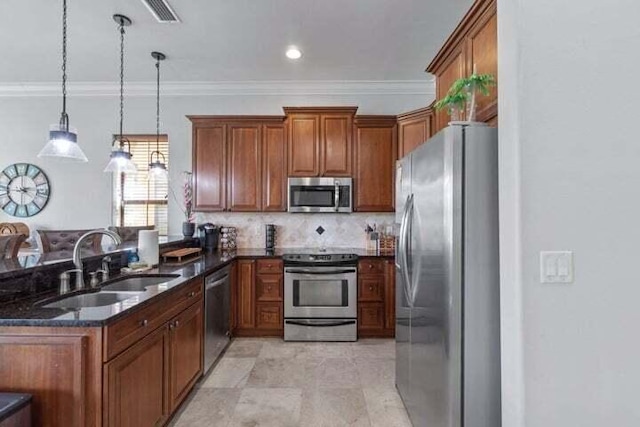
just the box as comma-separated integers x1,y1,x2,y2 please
284,318,357,342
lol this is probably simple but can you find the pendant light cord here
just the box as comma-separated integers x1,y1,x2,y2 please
156,57,160,152
118,21,125,147
60,0,68,129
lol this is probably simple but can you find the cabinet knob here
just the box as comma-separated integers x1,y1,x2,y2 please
140,319,148,327
174,320,180,328
369,286,373,291
188,291,195,298
267,286,272,291
268,264,273,268
368,264,373,269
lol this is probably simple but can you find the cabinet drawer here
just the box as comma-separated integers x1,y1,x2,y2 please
358,303,385,330
256,275,283,302
256,258,283,274
256,302,283,330
358,259,385,275
104,279,202,361
358,275,384,302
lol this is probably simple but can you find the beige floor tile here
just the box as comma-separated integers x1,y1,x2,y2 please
247,357,308,388
258,341,313,359
363,387,412,427
351,342,395,359
229,387,302,427
201,358,256,388
356,358,395,388
171,388,241,427
224,339,265,358
300,388,372,427
306,358,362,389
297,342,354,359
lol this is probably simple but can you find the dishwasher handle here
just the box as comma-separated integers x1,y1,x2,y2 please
205,275,228,290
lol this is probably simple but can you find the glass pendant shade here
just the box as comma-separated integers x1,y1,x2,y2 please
148,161,169,181
38,124,88,161
104,142,137,173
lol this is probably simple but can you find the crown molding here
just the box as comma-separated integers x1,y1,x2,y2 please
0,79,434,98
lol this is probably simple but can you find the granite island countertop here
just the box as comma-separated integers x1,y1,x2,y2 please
0,248,393,327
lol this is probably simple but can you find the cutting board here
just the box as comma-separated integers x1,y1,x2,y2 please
162,247,202,264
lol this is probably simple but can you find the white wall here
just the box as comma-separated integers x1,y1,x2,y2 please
498,0,640,426
0,87,429,237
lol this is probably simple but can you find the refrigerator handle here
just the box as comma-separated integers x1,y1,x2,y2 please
405,196,416,306
399,193,414,307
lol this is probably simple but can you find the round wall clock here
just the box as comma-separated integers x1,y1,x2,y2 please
0,163,51,217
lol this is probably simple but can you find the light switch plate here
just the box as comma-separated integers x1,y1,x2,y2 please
540,251,574,283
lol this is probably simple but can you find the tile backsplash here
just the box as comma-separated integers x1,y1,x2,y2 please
195,212,395,249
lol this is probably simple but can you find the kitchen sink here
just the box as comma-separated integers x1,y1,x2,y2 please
101,274,180,292
43,292,140,309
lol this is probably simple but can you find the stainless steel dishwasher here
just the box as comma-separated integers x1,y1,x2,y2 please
204,265,231,373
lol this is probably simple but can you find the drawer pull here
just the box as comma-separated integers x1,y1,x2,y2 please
187,291,196,298
267,286,272,291
368,264,373,269
267,264,273,268
140,319,148,327
369,286,374,291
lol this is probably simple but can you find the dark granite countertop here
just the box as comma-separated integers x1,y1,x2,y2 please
0,248,393,327
0,393,31,422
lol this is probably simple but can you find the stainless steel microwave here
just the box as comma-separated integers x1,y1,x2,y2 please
288,177,352,213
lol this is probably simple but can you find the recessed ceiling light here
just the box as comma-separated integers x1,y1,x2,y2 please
286,47,302,60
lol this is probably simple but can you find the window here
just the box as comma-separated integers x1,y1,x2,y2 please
113,135,169,235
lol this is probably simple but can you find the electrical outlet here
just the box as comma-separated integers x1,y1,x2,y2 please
540,251,574,284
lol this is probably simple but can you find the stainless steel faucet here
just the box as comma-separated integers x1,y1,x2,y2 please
72,229,122,290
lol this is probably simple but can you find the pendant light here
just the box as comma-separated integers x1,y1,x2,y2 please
148,51,168,181
38,0,88,162
104,14,137,174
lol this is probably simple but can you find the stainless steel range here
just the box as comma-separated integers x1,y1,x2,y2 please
283,252,358,341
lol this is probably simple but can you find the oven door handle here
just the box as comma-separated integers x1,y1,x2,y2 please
285,319,356,327
285,268,356,275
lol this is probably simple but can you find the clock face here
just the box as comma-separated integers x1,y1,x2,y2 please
0,163,50,217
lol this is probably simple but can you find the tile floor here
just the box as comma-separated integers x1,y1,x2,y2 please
169,338,412,427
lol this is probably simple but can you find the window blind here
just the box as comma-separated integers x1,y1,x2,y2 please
113,135,169,235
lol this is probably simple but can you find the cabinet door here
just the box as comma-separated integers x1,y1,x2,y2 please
320,114,352,176
228,124,262,211
358,303,385,332
397,110,432,158
104,326,169,427
288,115,320,177
468,12,498,123
237,260,256,329
354,123,396,211
169,302,203,411
262,124,287,211
193,125,226,211
434,51,465,132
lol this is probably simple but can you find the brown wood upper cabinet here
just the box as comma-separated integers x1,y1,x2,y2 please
397,107,433,158
284,107,357,177
427,0,497,132
190,116,287,212
353,116,397,212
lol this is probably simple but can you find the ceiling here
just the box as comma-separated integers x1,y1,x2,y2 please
0,0,472,83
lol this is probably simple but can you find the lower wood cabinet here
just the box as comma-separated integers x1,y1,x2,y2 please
104,298,203,427
357,258,395,338
169,302,203,412
104,326,169,427
233,258,283,337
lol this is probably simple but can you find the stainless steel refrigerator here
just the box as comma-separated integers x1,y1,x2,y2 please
395,124,501,427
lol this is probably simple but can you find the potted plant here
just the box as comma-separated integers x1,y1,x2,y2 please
180,172,195,237
434,72,496,123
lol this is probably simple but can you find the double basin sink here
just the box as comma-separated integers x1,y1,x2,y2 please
43,274,181,309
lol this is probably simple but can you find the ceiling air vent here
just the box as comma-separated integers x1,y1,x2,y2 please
140,0,180,23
